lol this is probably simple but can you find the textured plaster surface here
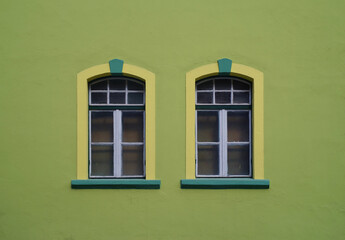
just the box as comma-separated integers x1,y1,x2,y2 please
0,0,345,239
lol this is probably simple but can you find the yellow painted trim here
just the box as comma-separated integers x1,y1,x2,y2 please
77,63,156,180
185,62,264,179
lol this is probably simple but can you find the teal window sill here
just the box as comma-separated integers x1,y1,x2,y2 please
180,178,269,189
71,179,161,189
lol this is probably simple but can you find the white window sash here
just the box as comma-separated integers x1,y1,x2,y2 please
196,109,252,178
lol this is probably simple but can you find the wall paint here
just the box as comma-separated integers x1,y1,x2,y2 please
0,0,344,239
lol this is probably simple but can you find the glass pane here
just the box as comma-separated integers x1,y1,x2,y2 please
128,80,144,90
122,145,144,176
91,112,113,142
91,145,113,176
197,92,213,104
228,144,250,176
91,92,107,104
109,80,125,90
122,111,144,142
227,111,249,142
128,93,144,104
233,80,250,90
215,79,231,90
215,92,231,103
197,111,219,142
91,80,107,90
110,93,125,104
233,92,250,104
197,145,219,175
197,80,213,90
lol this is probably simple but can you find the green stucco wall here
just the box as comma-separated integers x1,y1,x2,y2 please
1,0,345,239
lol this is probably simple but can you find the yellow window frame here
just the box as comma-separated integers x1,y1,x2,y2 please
76,61,156,180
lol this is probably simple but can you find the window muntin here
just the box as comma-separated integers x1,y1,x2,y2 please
89,77,145,106
196,77,251,105
89,77,145,178
195,76,252,178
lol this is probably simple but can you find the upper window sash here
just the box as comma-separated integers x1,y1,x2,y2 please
89,76,145,106
196,76,251,106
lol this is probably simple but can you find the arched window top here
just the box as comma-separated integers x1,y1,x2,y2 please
89,76,145,106
196,76,251,105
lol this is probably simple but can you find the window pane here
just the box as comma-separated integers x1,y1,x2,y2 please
215,92,231,103
122,145,144,176
197,145,219,175
197,111,219,142
91,145,113,176
91,92,107,104
215,79,231,90
91,112,113,142
109,80,125,90
228,144,250,176
128,93,144,104
128,80,144,90
197,80,213,90
110,93,125,104
233,92,250,104
91,80,107,90
227,111,249,142
233,80,250,90
122,111,144,142
197,92,213,104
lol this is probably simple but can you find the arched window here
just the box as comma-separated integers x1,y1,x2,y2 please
182,58,269,189
195,76,252,177
89,77,145,178
72,59,159,189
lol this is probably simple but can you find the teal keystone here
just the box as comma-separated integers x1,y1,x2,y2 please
181,178,270,189
109,59,124,74
217,58,232,74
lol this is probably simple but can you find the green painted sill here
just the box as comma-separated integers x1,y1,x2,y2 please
180,178,269,189
71,179,161,189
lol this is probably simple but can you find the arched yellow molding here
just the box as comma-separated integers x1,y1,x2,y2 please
186,62,264,179
77,62,156,180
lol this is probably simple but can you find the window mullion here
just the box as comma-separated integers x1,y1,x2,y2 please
224,110,228,177
118,110,123,177
113,110,122,177
219,110,222,176
221,110,228,177
113,111,117,177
